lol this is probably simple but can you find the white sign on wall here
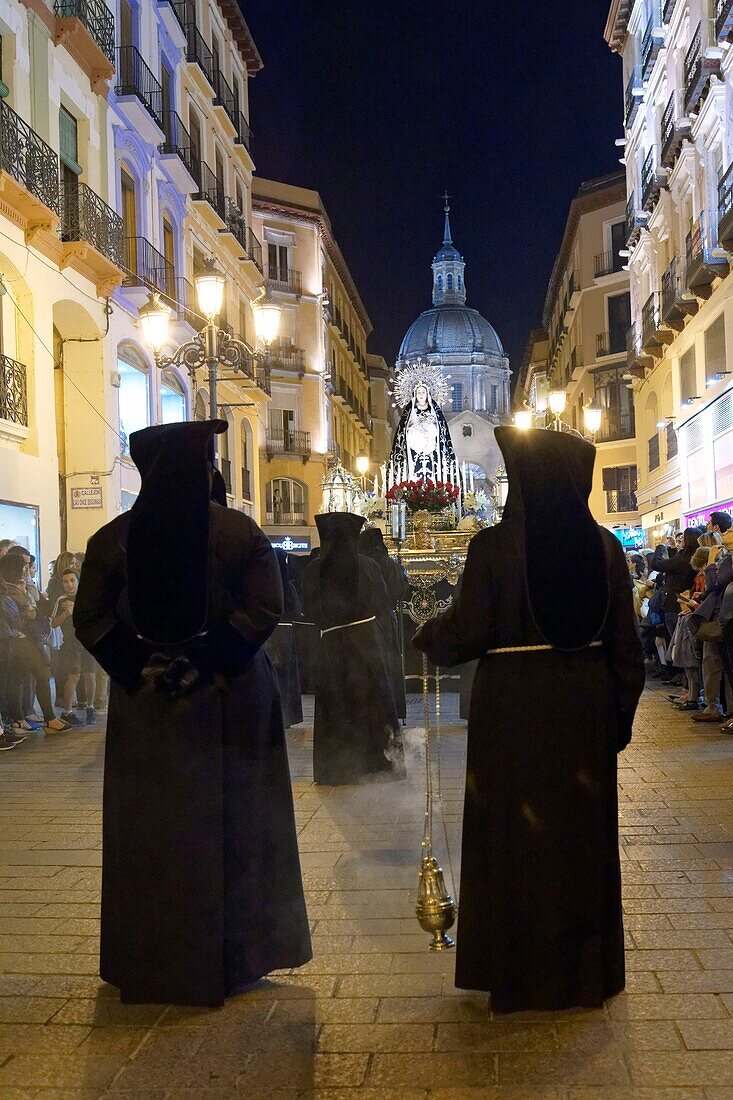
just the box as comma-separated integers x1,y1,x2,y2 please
71,487,103,510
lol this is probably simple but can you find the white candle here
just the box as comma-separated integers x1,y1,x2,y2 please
469,467,475,493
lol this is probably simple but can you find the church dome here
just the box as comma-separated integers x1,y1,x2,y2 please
398,305,505,361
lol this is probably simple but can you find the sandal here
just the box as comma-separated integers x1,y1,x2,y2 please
13,720,38,732
43,719,72,733
675,701,700,711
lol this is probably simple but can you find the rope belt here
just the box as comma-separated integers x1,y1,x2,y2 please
293,621,315,627
278,622,294,628
486,640,603,656
321,615,376,637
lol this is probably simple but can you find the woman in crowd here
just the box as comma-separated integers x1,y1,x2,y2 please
650,529,699,682
667,545,711,711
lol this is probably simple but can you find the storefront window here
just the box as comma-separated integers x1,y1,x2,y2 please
160,369,186,424
118,352,150,455
715,431,733,502
0,500,40,564
687,449,707,510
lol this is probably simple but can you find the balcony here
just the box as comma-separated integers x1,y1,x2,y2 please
156,0,187,49
158,111,197,193
625,66,643,128
266,508,306,526
185,24,216,92
115,46,163,143
606,489,638,514
663,0,679,22
265,428,311,463
641,10,664,82
0,100,61,238
596,326,628,358
569,345,583,379
625,192,648,247
666,420,678,459
594,249,623,278
719,161,733,249
684,22,721,116
258,362,271,395
0,354,28,431
648,433,661,472
661,91,691,169
53,0,115,93
60,178,125,295
221,457,232,494
596,407,635,444
193,162,226,225
641,147,666,212
169,275,199,328
235,112,252,153
212,68,237,132
241,467,251,500
123,237,174,305
641,291,669,354
268,342,306,378
265,264,302,296
717,0,733,42
686,209,728,297
661,254,698,328
219,199,263,271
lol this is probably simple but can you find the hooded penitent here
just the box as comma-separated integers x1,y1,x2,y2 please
359,526,408,719
73,421,311,1006
414,426,644,1012
264,549,303,729
303,512,403,785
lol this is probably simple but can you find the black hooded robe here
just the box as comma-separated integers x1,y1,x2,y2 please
264,550,304,728
359,527,409,719
415,428,644,1013
303,513,403,786
74,422,311,1006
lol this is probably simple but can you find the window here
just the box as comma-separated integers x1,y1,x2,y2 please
462,424,473,438
436,274,443,293
118,350,150,454
241,419,251,501
705,314,726,381
607,291,631,348
120,0,134,48
447,273,453,290
161,64,172,119
680,346,697,402
211,33,222,76
267,478,306,524
602,466,637,513
160,369,186,423
162,215,175,296
120,167,136,236
594,366,635,441
189,106,202,171
451,382,463,412
610,221,626,271
268,242,288,280
490,384,498,413
0,501,39,565
215,146,225,196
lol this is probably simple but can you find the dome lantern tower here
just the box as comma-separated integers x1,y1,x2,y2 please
432,194,466,307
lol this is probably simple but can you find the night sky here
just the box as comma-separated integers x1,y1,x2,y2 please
245,1,623,379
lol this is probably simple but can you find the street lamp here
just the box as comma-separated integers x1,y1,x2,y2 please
252,285,282,346
583,401,603,442
140,260,280,465
514,407,533,431
494,465,509,520
355,449,369,491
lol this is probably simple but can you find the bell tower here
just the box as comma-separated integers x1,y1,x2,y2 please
432,194,466,307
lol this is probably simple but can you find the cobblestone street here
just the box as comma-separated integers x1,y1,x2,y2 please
1,683,733,1097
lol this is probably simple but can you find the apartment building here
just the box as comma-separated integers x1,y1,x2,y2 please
605,0,733,539
251,178,374,550
535,172,640,531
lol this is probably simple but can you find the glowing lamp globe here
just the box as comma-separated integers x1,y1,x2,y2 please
139,293,172,352
583,403,603,435
195,259,226,321
252,288,282,346
548,389,567,417
514,409,532,431
355,450,369,476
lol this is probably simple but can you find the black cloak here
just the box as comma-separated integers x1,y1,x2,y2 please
390,386,457,483
359,526,408,718
415,427,644,1013
74,420,311,1006
303,513,403,785
292,547,320,693
264,549,303,728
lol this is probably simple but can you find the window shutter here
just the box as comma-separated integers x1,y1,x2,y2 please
602,467,618,491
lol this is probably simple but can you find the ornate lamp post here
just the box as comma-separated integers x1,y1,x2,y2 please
583,400,603,443
355,449,369,491
139,260,281,465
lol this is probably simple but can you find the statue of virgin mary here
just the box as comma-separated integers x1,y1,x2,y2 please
389,360,457,484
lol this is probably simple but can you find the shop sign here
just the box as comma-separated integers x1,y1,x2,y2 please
270,535,311,553
613,526,644,549
684,499,733,528
71,487,103,509
640,505,681,529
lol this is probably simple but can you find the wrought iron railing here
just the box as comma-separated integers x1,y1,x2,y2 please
648,432,661,471
606,489,638,513
185,24,215,89
245,225,263,271
0,100,61,216
265,264,302,294
717,0,733,39
266,428,311,456
61,178,124,268
212,68,237,128
266,509,306,526
642,291,661,346
158,110,196,178
235,111,252,151
193,161,225,220
269,344,305,374
627,321,644,362
642,146,660,209
258,362,271,395
0,353,28,427
595,407,635,443
169,275,199,328
663,0,678,23
661,92,676,164
662,254,686,316
684,23,703,111
625,66,642,127
124,236,174,297
54,0,115,63
686,209,721,273
596,326,628,357
719,162,733,226
641,15,658,80
115,46,163,128
594,249,623,278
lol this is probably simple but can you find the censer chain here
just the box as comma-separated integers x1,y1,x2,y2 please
434,665,459,906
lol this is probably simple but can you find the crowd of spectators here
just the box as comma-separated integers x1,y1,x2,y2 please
631,511,733,731
0,541,106,752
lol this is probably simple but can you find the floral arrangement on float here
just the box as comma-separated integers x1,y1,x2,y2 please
457,488,493,532
386,479,460,514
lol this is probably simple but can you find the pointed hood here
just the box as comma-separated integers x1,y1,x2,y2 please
127,419,227,645
315,512,365,627
495,426,609,651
